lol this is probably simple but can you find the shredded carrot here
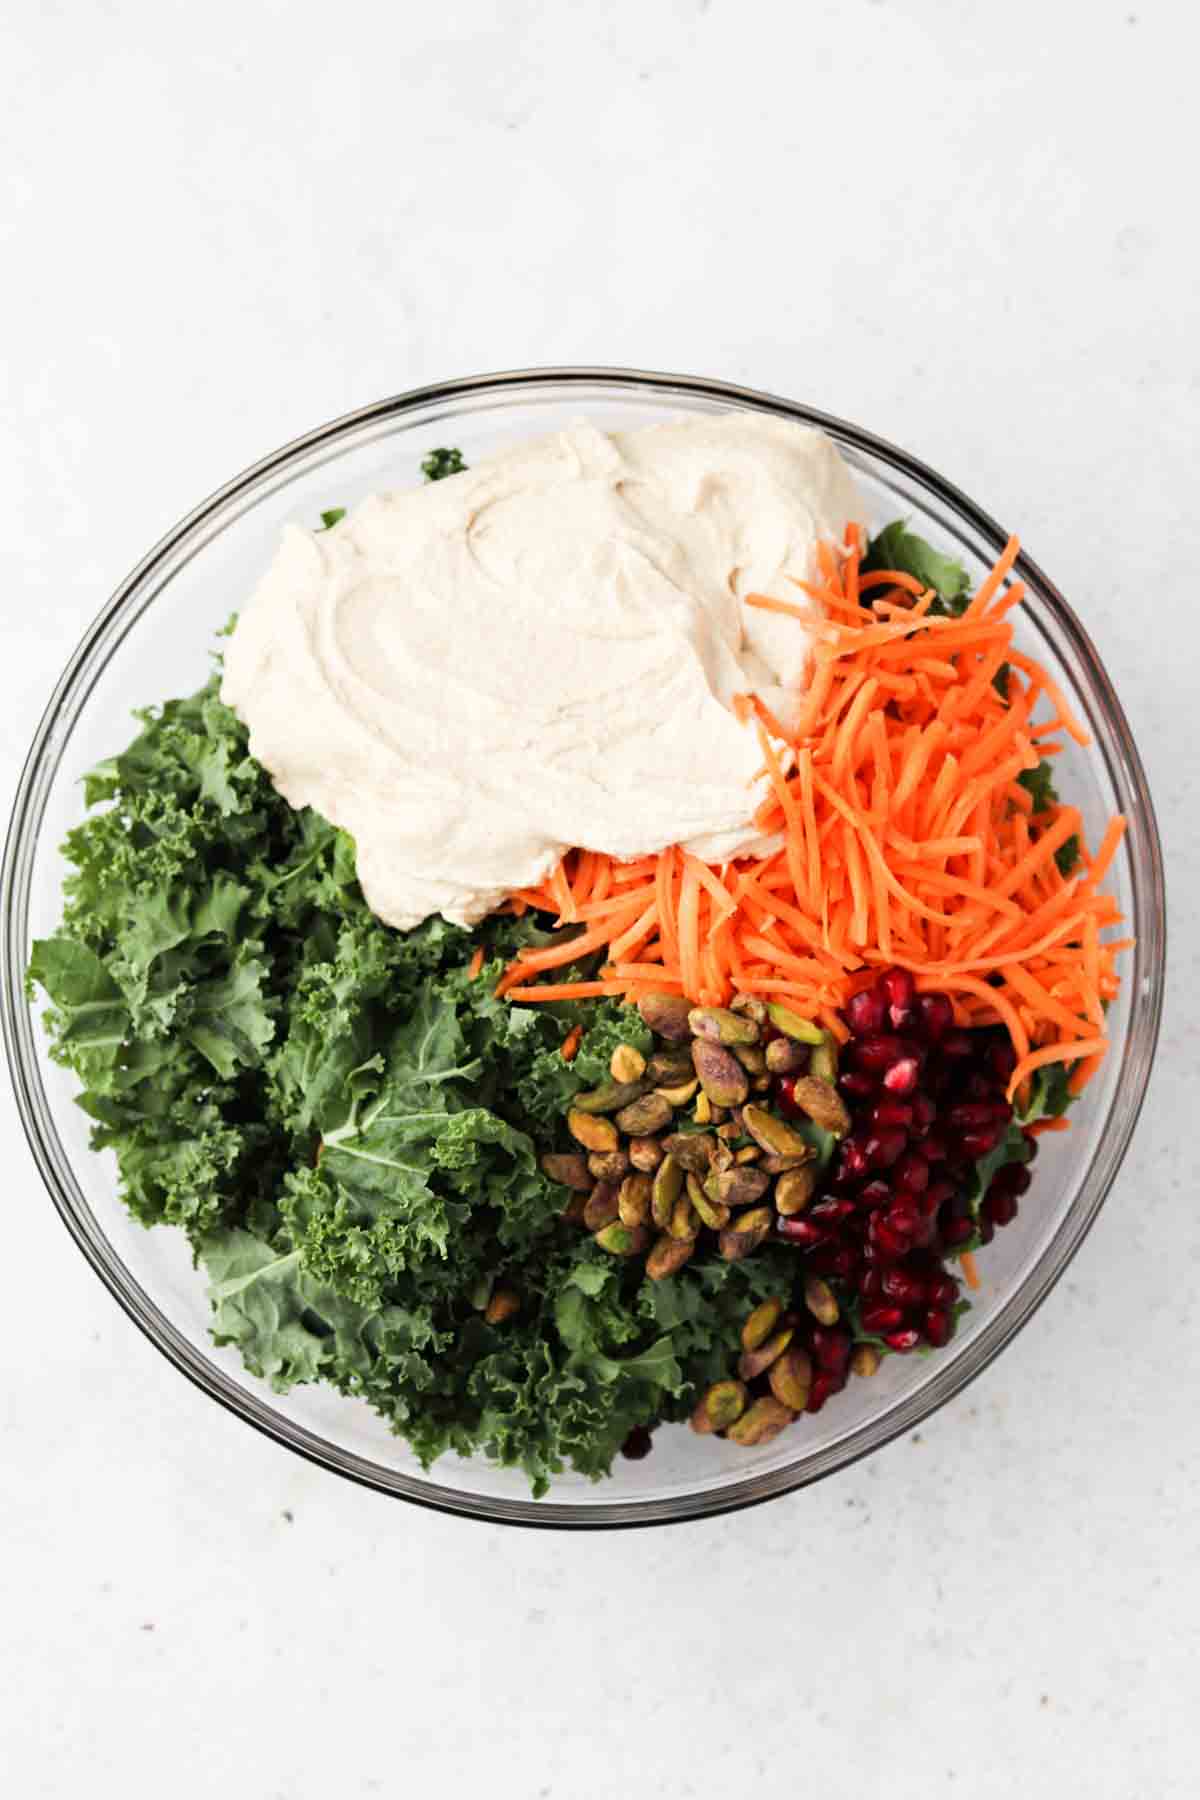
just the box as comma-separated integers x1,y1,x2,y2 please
1026,1117,1071,1136
560,1024,582,1061
467,947,484,981
960,1252,981,1291
482,535,1127,1095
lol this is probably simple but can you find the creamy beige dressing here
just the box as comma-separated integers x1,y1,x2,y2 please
221,414,863,930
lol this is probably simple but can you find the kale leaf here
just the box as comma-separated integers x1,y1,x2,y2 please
29,668,764,1491
861,522,972,616
421,447,467,483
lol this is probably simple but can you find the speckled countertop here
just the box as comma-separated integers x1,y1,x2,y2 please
2,2,1196,1795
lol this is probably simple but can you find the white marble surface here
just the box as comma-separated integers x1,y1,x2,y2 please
2,2,1197,1795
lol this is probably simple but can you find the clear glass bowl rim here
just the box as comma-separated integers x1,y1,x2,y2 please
1,366,1167,1529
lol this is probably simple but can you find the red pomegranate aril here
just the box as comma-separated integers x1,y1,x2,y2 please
880,1266,926,1307
809,1326,852,1375
917,991,954,1040
894,1150,929,1193
860,1303,906,1333
777,1217,827,1247
978,1216,996,1245
621,1424,654,1459
964,1071,995,1102
921,1130,950,1164
989,1039,1018,1082
940,1215,975,1247
910,1092,936,1132
852,1033,908,1073
776,1075,804,1120
872,1098,914,1129
923,1308,953,1348
809,1197,857,1225
839,1070,878,1099
885,1199,922,1237
805,1369,845,1414
946,1101,998,1131
837,1139,871,1182
868,1215,909,1260
960,1126,1003,1158
925,1177,957,1209
807,1244,860,1283
884,1328,921,1353
927,1274,960,1307
1021,1131,1040,1162
990,1163,1033,1199
866,1129,907,1170
941,1030,973,1058
857,1178,893,1212
984,1190,1019,1228
880,968,917,1030
860,1268,884,1301
882,1055,921,1096
845,987,887,1035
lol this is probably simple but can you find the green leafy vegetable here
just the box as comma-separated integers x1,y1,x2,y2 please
319,507,346,530
421,447,467,483
861,522,972,615
28,665,769,1492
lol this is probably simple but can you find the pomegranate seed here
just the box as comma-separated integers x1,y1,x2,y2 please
809,1197,857,1225
960,1126,1003,1158
940,1215,975,1247
776,1075,804,1119
911,1092,936,1133
777,1217,827,1246
872,1098,914,1129
1021,1131,1040,1162
990,1163,1032,1200
880,968,917,1029
809,1326,852,1375
621,1425,654,1459
923,1308,953,1348
838,1138,871,1181
946,1101,997,1131
917,991,954,1040
927,1275,959,1307
984,1190,1019,1228
807,1243,860,1283
860,1268,884,1301
964,1072,995,1102
881,1267,926,1307
845,987,887,1035
921,1130,950,1163
885,1199,921,1238
978,1216,996,1245
857,1179,893,1212
988,1039,1018,1082
860,1303,906,1333
868,1215,909,1260
839,1070,878,1099
894,1150,929,1193
882,1055,921,1096
884,1328,921,1353
925,1177,957,1209
941,1030,973,1058
865,1129,907,1170
805,1369,845,1414
853,1033,909,1072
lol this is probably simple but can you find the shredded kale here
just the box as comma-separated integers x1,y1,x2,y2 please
421,447,467,483
861,521,972,616
28,675,781,1493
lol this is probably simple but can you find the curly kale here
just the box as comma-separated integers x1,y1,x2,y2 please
28,670,770,1493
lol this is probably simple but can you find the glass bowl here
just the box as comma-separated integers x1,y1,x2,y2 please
1,368,1166,1527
